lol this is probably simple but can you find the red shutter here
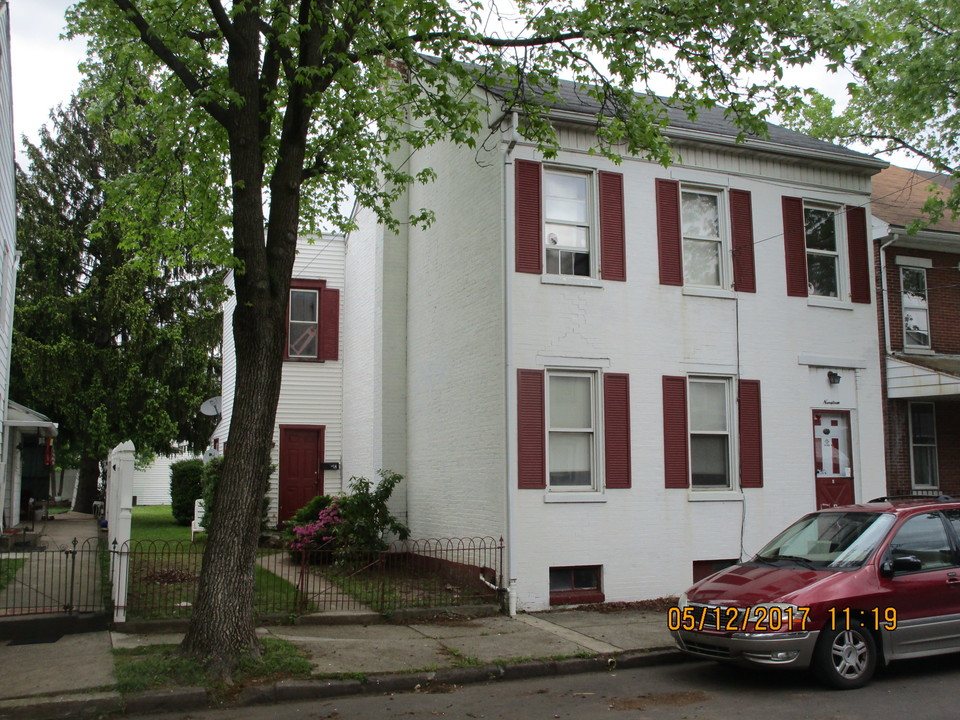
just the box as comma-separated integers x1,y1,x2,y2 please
662,376,689,488
782,196,808,297
846,205,870,304
738,379,763,488
515,160,542,274
320,286,339,361
517,369,546,489
603,373,631,488
599,171,626,281
730,189,756,293
657,179,683,286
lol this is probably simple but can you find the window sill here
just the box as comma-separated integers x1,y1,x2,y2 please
902,347,935,356
687,490,744,502
806,296,853,311
540,275,603,289
550,589,604,606
681,286,736,300
543,492,607,503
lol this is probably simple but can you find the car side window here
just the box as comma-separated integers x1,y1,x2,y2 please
942,509,960,542
887,513,955,571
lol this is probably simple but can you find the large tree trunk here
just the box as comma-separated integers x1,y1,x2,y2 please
72,456,101,514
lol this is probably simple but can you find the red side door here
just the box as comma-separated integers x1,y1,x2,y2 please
279,425,324,522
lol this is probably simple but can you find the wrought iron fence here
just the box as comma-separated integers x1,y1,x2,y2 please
113,536,504,620
0,537,107,617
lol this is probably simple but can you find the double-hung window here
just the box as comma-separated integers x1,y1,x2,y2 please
544,169,592,277
681,188,725,287
901,267,930,348
909,402,938,488
688,378,733,488
783,198,870,303
288,288,319,358
547,370,598,489
514,160,626,281
804,204,843,298
662,375,763,491
285,278,340,362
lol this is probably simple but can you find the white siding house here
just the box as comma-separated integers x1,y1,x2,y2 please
215,235,344,526
344,77,889,610
0,4,57,529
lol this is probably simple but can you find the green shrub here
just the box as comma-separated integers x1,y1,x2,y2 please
336,470,410,552
285,470,410,555
169,459,204,526
281,494,334,546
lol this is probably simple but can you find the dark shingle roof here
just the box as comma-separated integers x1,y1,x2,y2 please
466,65,882,167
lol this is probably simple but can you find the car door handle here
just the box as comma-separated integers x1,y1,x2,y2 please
947,577,960,585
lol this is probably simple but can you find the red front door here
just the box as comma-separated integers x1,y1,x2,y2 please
279,425,324,522
813,411,855,509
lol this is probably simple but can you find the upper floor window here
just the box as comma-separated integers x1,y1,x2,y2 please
285,278,340,362
514,159,625,281
782,198,870,304
657,179,755,292
901,267,930,348
681,188,725,287
544,170,592,277
288,288,319,358
804,204,843,298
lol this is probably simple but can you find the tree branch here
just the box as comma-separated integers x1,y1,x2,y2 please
206,0,237,44
109,0,231,126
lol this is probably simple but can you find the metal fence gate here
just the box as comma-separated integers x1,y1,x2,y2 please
0,538,107,617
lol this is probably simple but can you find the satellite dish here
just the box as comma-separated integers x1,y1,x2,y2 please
200,396,222,417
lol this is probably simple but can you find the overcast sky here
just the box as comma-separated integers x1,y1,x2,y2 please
6,0,924,171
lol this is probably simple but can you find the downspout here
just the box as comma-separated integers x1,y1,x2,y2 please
879,233,897,356
502,111,520,616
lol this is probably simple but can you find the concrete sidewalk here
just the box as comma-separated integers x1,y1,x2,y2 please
0,606,680,718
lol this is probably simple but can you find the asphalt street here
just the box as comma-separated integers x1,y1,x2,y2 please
126,652,960,720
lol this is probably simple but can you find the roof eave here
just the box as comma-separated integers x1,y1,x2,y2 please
545,107,888,172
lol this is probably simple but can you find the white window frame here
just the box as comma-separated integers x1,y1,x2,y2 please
688,376,736,491
288,287,320,359
803,202,848,301
909,402,939,489
901,266,931,349
543,167,596,279
545,368,601,492
681,185,729,290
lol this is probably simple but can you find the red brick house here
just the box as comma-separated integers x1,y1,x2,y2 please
873,165,960,496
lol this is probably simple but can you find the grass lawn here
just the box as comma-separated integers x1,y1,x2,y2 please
112,637,313,699
131,505,192,542
0,557,25,592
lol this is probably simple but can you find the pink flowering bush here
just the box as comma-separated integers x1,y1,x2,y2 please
287,502,343,552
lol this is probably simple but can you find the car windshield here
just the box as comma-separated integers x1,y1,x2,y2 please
753,511,896,569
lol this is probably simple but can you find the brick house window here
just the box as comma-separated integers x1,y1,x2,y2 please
901,267,931,348
910,402,939,488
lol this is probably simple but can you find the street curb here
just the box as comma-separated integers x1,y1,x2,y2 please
0,691,122,720
0,648,688,716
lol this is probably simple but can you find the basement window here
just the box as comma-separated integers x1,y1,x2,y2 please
549,565,604,606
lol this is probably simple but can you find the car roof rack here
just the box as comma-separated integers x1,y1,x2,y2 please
867,494,954,503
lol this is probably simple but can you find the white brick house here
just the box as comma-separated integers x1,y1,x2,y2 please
345,78,890,611
216,235,344,525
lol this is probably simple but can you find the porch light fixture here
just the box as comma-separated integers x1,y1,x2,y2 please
827,371,842,385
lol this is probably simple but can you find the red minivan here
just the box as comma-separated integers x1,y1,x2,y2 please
671,496,960,689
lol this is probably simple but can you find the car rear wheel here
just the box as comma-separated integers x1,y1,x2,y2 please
813,624,877,690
